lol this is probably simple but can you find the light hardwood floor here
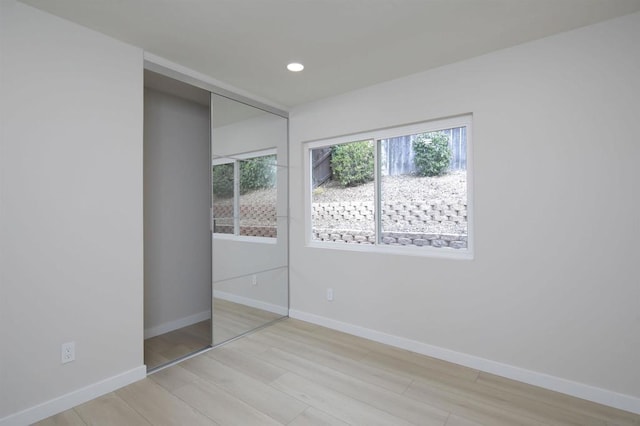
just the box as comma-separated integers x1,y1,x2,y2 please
212,298,283,345
145,299,283,370
38,318,640,426
144,320,212,370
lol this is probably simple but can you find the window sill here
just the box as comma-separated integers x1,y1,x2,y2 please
306,240,474,260
213,234,278,244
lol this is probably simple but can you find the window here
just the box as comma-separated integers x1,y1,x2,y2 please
212,150,277,239
307,115,472,257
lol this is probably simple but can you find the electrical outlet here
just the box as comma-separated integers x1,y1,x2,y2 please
326,288,334,301
251,274,257,286
61,341,75,364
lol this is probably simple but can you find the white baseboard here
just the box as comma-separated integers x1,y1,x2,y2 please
289,309,640,415
214,291,289,316
0,366,146,426
144,310,211,339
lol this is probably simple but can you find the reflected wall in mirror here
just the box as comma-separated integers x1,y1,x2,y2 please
211,93,288,345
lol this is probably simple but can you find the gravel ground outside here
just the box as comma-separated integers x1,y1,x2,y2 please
312,170,466,204
230,170,466,205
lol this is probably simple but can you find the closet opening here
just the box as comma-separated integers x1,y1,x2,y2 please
144,70,212,371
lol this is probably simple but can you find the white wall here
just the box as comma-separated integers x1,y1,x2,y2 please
289,12,640,411
213,266,289,316
144,88,211,337
0,1,144,423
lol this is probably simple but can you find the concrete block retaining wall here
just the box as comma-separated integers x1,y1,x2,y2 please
312,229,467,249
213,199,467,248
311,199,468,248
213,203,277,237
312,200,467,227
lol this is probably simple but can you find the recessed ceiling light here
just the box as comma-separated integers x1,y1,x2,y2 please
287,62,304,72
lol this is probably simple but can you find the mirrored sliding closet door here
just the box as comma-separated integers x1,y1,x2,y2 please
210,93,289,345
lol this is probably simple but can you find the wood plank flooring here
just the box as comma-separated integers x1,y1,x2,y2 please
145,299,283,370
144,320,211,370
37,319,640,426
212,298,283,345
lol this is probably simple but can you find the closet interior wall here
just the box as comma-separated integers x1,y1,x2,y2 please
143,71,212,370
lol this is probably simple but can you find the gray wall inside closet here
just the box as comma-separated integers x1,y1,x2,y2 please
143,87,212,336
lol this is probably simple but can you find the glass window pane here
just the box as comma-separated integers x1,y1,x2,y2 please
311,140,375,244
212,162,234,234
380,127,467,249
239,154,277,238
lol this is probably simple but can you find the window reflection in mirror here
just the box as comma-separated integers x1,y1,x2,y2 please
212,161,234,235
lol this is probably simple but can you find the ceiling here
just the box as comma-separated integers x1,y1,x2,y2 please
21,0,640,109
144,69,210,107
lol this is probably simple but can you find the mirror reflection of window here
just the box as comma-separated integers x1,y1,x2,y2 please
239,154,277,238
212,152,277,239
211,161,235,235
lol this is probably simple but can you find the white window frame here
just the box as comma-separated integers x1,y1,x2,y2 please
212,148,278,244
304,115,473,259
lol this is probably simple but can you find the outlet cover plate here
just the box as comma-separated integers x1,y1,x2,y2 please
61,341,75,364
